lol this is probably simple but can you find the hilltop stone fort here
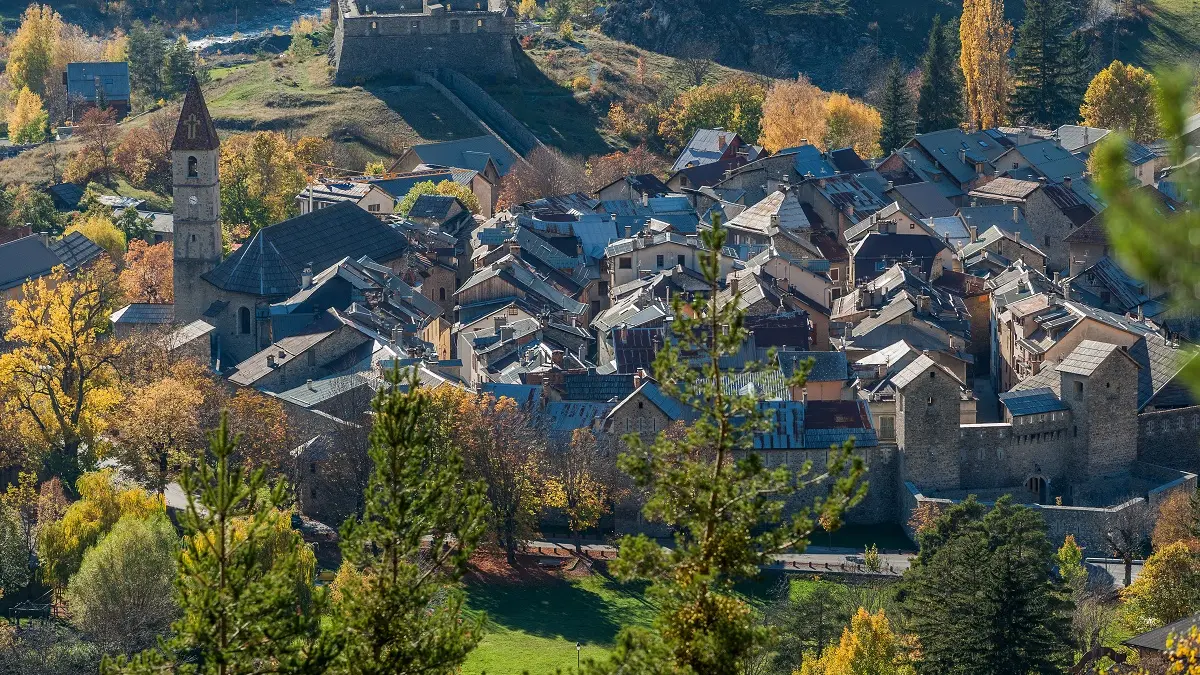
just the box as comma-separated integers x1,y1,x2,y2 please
329,0,517,84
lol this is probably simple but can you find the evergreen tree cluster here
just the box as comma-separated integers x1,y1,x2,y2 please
127,22,203,105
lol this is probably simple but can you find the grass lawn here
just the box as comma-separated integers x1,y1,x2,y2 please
462,571,655,674
1121,0,1200,71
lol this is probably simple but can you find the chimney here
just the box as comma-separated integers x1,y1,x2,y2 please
718,133,727,151
642,191,649,207
1012,206,1019,223
770,213,780,229
1052,271,1061,286
917,295,931,312
494,315,507,333
392,326,404,343
625,224,632,237
957,148,966,163
1064,176,1072,188
801,138,809,145
500,326,516,342
267,354,276,368
968,225,978,242
886,180,894,191
1083,127,1089,144
301,263,313,288
1138,303,1144,321
634,367,647,389
307,378,315,391
1013,230,1021,241
730,275,740,295
551,349,564,366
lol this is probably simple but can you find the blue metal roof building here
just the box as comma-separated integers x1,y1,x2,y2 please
65,62,130,103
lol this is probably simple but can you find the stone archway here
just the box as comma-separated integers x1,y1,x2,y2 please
1026,475,1047,504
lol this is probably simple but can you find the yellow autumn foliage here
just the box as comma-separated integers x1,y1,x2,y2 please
798,607,913,675
959,0,1012,129
65,212,127,259
37,470,163,588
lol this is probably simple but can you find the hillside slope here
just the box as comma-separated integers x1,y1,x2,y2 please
601,0,1200,94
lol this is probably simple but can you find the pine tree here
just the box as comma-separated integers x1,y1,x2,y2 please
330,367,489,674
1011,0,1084,126
104,414,339,674
879,58,914,153
902,496,1073,674
917,16,964,133
588,214,867,675
161,37,196,100
126,21,166,101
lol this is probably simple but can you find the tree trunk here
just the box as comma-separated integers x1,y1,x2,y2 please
1124,554,1133,587
573,529,583,557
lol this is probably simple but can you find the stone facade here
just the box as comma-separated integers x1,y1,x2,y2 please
330,0,516,84
172,80,222,325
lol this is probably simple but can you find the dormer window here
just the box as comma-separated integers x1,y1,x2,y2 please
187,156,198,178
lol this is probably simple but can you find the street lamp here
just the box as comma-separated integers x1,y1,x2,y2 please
576,642,582,671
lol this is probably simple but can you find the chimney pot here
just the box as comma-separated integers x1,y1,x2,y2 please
301,263,314,288
1012,205,1019,223
267,355,276,368
307,378,315,391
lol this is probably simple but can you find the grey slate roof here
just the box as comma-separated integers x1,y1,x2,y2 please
171,76,219,152
778,350,849,382
203,202,408,297
561,372,636,401
46,182,84,211
998,387,1069,416
165,319,215,351
672,128,741,172
0,232,105,291
725,189,810,234
1124,611,1200,653
409,194,460,220
1055,125,1110,152
1055,340,1128,376
407,135,518,175
891,354,964,389
110,303,175,324
229,310,360,387
888,181,958,218
791,144,837,178
276,373,371,408
828,147,870,173
65,61,130,102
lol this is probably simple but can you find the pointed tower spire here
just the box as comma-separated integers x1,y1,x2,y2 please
171,76,219,152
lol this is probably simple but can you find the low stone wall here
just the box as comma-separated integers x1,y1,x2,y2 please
902,480,1191,554
437,67,541,155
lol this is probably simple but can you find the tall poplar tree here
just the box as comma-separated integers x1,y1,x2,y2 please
1011,0,1084,126
960,0,1013,129
880,58,914,153
917,16,964,133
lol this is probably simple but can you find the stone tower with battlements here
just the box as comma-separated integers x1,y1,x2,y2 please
171,76,222,323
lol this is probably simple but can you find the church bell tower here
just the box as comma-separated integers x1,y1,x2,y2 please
171,76,222,323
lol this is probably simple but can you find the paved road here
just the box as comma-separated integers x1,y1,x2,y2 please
524,539,1144,586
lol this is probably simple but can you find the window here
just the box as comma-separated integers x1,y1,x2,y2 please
927,396,934,405
309,463,317,474
370,20,378,29
598,280,609,295
507,306,518,315
878,415,895,440
619,257,632,269
308,350,316,366
439,287,446,301
638,401,644,409
677,254,686,266
1074,380,1084,400
476,18,484,30
239,307,251,334
191,234,197,242
656,254,664,268
1044,235,1051,247
368,203,380,212
591,300,601,314
829,267,839,282
449,19,460,32
187,156,198,178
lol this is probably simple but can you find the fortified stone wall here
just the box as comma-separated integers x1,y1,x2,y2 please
331,1,516,83
1138,406,1200,471
769,445,901,525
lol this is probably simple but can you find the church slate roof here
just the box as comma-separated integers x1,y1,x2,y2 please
171,76,219,151
202,201,408,297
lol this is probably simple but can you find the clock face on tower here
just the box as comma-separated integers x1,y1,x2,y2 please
189,195,198,205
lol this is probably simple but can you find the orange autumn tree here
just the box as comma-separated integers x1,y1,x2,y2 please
113,376,205,493
454,393,547,565
545,428,615,553
120,240,174,305
224,389,289,474
760,76,828,154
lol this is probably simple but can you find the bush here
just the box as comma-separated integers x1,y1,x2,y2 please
571,75,590,91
